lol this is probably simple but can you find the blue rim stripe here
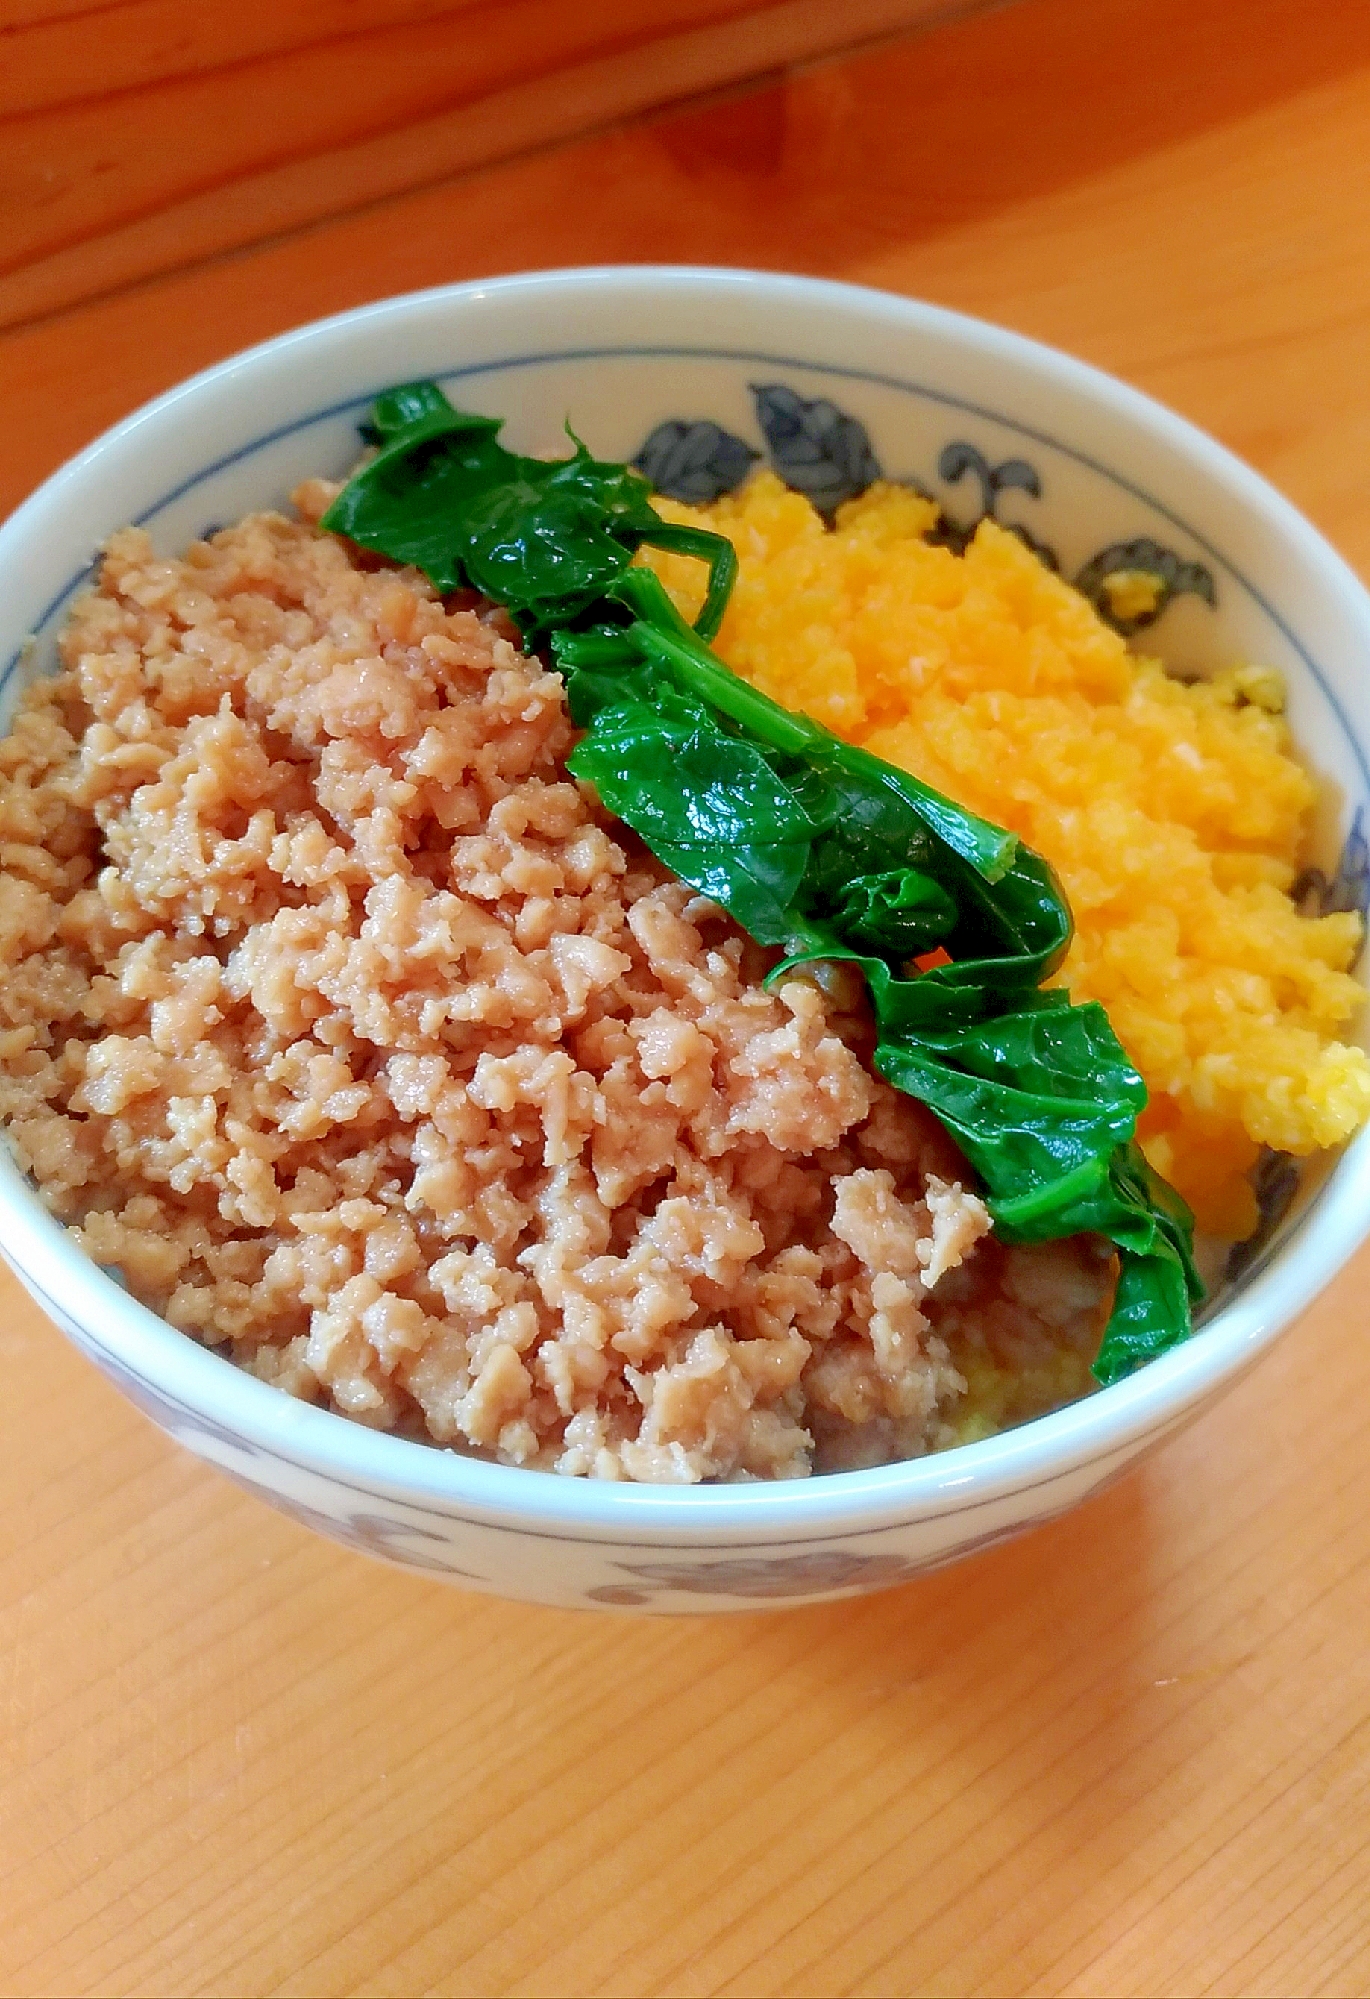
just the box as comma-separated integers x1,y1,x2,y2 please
1,339,1363,1342
5,340,1368,800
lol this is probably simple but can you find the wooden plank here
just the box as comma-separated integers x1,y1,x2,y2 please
3,0,583,117
0,0,980,329
3,0,1370,1991
1,1,764,270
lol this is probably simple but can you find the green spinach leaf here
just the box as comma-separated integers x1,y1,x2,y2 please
322,382,1204,1382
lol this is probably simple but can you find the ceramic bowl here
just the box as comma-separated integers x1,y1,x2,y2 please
3,266,1368,1613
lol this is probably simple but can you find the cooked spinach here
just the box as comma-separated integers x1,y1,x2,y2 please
322,385,1203,1385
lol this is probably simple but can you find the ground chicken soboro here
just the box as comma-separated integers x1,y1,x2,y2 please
0,491,1113,1480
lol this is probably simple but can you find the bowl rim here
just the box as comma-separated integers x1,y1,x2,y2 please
4,260,1368,1535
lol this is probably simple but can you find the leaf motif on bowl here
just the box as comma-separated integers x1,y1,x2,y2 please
81,1336,485,1575
586,1548,922,1603
1224,1148,1302,1284
750,383,882,514
246,1487,483,1576
931,441,1059,568
86,1334,268,1459
1074,537,1216,635
583,1530,1043,1603
940,441,1042,510
632,419,760,503
1294,804,1370,931
628,400,1211,642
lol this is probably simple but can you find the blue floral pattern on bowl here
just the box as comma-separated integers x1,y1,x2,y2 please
630,380,1370,1295
632,384,1369,919
634,382,1224,641
3,285,1367,1610
583,1527,1051,1605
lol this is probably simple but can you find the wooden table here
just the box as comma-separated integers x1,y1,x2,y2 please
4,1,1370,1990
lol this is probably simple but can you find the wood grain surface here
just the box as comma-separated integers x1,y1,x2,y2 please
3,0,1370,1992
0,0,968,328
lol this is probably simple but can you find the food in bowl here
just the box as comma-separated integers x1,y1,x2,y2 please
643,474,1370,1248
0,379,1364,1484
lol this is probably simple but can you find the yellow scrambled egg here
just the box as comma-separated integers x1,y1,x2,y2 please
645,473,1370,1240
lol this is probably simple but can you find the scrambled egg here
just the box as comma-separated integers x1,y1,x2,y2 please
646,474,1370,1239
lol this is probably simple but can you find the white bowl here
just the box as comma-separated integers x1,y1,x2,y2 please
3,266,1368,1612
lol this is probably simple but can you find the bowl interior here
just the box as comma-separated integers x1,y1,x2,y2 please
2,266,1368,1514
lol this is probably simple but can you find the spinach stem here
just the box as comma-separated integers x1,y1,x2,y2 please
319,382,1204,1385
